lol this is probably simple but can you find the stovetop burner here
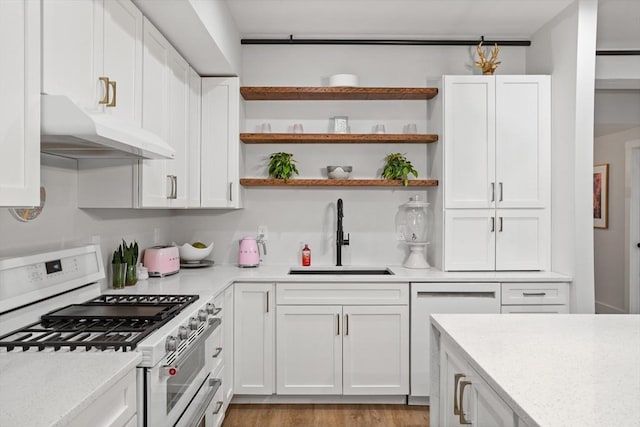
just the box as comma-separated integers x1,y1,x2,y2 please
0,294,199,352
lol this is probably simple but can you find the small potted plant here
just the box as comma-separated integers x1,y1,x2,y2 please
121,239,139,286
382,153,418,186
111,248,126,289
268,152,299,181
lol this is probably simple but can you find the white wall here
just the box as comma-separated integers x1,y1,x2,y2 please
526,0,598,313
594,90,640,314
171,44,527,267
0,155,173,288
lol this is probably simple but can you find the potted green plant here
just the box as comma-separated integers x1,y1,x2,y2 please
268,152,299,181
382,153,418,186
121,239,139,286
111,247,126,289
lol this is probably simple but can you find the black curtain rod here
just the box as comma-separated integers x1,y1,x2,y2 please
596,50,640,56
241,38,531,47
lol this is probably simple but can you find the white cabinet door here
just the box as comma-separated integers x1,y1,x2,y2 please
469,366,514,427
495,76,550,209
187,68,202,208
139,17,171,207
0,0,39,207
410,283,500,397
444,75,495,209
42,0,102,113
495,209,549,271
166,47,190,207
440,339,471,427
234,283,274,395
201,77,241,208
276,305,343,395
223,286,234,409
444,210,495,271
102,0,143,124
343,305,409,395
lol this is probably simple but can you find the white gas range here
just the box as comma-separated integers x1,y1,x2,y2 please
0,245,224,427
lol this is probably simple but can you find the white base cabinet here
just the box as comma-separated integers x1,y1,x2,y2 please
234,282,275,395
0,0,40,207
501,282,570,313
275,282,409,396
437,336,515,427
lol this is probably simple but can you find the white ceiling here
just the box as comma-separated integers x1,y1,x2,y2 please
225,0,639,46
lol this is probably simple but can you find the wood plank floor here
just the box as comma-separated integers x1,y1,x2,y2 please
222,404,429,427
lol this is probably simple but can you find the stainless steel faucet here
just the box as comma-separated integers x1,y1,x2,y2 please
336,198,350,266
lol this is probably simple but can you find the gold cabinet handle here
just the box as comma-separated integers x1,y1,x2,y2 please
99,77,110,104
107,80,117,107
453,373,464,415
459,380,472,425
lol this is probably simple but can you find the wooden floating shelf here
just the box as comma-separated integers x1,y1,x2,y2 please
239,178,439,187
240,86,438,101
240,133,438,144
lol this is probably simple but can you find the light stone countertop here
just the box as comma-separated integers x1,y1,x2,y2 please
0,352,142,427
431,314,640,427
108,264,572,297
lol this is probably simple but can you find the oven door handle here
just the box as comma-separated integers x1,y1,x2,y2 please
163,318,221,375
174,377,222,427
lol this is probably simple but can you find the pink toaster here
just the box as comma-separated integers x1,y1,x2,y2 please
143,245,180,277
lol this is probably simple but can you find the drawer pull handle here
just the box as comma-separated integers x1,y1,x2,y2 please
212,400,224,415
459,380,472,425
523,292,546,296
212,347,222,358
453,373,464,415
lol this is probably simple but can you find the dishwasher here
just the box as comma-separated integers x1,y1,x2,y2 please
410,282,501,400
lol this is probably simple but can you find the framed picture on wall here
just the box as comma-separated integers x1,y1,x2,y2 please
593,163,609,229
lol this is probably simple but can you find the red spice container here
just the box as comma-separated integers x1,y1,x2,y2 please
302,244,311,266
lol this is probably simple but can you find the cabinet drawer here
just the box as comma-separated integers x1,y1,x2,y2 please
277,282,409,305
501,282,569,305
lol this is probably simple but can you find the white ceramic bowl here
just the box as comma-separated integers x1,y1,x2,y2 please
329,74,359,87
178,242,214,262
327,166,352,179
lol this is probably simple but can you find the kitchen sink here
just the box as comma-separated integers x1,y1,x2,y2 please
288,268,394,275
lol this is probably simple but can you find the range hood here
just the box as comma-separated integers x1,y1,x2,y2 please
40,94,175,160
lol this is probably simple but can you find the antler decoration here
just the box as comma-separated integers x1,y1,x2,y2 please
475,41,501,75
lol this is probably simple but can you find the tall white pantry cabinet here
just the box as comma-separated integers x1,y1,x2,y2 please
443,75,551,271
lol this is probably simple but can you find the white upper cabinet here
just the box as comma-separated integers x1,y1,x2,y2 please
495,76,551,209
0,0,40,207
42,0,143,123
444,76,496,209
444,75,550,210
187,68,202,208
201,77,242,208
139,17,190,208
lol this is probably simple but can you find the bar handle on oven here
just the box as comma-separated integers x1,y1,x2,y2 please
212,401,224,415
212,347,222,358
175,378,221,427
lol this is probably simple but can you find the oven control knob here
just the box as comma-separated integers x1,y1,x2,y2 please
189,316,200,330
178,325,189,340
165,335,178,352
206,302,216,315
198,309,208,322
